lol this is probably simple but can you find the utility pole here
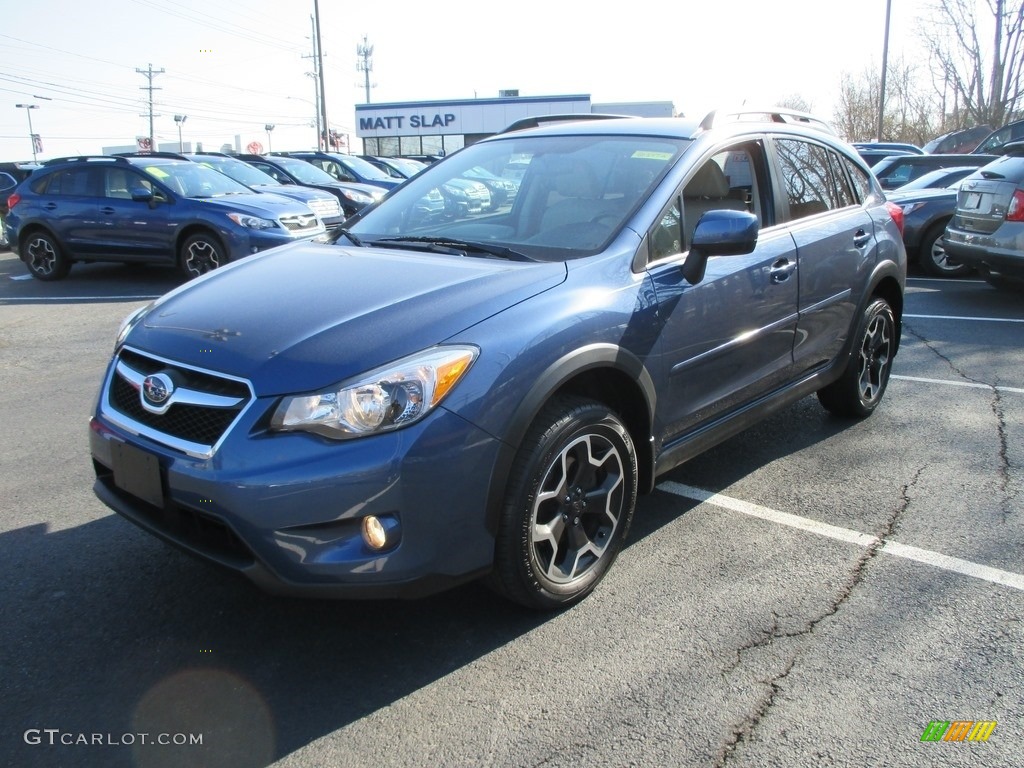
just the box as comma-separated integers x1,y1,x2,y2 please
313,0,328,150
876,0,891,141
357,35,375,104
136,63,165,149
302,14,323,149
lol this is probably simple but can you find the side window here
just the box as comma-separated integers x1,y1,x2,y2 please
44,168,94,196
333,163,356,183
825,150,856,208
841,157,872,203
680,142,763,249
253,163,286,183
881,161,913,188
103,169,134,199
650,195,682,261
775,139,849,220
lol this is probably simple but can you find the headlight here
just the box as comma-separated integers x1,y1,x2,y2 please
339,189,374,205
900,202,925,215
270,345,478,440
115,303,152,349
226,212,277,229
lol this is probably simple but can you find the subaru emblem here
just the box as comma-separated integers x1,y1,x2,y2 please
142,373,175,407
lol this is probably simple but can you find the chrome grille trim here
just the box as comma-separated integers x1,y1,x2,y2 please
308,198,342,217
99,346,257,459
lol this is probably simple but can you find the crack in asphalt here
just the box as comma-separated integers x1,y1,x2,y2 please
714,467,925,766
903,324,1015,518
990,389,1016,521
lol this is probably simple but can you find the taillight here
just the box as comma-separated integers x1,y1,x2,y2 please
884,201,905,236
7,192,20,209
1006,189,1024,222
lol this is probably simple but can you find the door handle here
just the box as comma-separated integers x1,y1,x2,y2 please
44,203,57,211
100,206,115,214
770,258,797,283
854,229,871,248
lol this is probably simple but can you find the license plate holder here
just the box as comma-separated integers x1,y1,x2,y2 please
962,191,983,210
111,441,165,509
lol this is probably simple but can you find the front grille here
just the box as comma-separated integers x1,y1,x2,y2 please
105,349,253,454
280,213,322,233
307,198,341,219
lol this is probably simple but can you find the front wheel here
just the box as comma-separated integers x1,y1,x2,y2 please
918,221,971,278
179,232,226,279
817,297,896,418
488,397,637,610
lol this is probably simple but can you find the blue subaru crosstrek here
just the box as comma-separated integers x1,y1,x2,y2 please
6,154,325,281
89,110,907,610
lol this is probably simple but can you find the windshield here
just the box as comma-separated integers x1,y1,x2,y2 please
137,161,253,197
198,157,280,187
385,157,426,177
274,156,339,185
337,154,395,181
344,134,686,261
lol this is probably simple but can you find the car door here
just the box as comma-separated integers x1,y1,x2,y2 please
647,141,800,439
91,167,177,260
770,137,872,376
36,167,102,256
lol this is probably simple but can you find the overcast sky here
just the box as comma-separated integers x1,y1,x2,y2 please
0,0,934,159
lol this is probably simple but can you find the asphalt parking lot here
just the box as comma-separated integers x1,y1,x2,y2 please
1,251,1021,768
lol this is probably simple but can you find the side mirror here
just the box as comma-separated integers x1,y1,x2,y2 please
130,186,155,203
682,210,759,285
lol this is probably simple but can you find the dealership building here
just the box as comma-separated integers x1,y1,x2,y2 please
354,93,675,157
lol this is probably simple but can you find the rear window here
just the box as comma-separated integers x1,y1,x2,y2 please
973,155,1024,183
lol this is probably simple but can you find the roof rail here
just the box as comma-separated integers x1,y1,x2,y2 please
698,107,836,135
42,155,131,166
112,151,189,160
500,113,636,134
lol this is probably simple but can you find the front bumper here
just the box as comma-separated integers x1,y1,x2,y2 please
89,394,501,599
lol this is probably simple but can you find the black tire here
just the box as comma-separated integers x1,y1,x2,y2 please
178,232,227,279
976,264,1024,291
23,230,71,281
817,297,896,418
488,396,637,610
918,220,971,278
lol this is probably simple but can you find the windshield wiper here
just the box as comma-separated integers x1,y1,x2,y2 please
372,236,533,261
334,228,364,247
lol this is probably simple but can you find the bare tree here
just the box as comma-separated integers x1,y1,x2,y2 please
922,0,1024,128
832,60,935,143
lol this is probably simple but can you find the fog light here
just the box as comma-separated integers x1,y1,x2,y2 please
362,515,387,550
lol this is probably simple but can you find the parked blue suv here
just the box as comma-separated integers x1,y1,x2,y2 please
90,111,906,609
7,155,325,280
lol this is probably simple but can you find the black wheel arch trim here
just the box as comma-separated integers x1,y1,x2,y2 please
482,343,657,537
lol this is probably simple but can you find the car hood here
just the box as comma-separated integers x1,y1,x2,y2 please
194,191,314,218
250,184,333,205
127,243,567,395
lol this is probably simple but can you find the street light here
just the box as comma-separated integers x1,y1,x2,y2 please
15,103,40,161
265,124,275,152
174,114,188,152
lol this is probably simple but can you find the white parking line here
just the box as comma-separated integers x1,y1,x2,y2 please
1,295,160,301
891,375,1024,395
904,313,1024,324
658,482,1024,593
